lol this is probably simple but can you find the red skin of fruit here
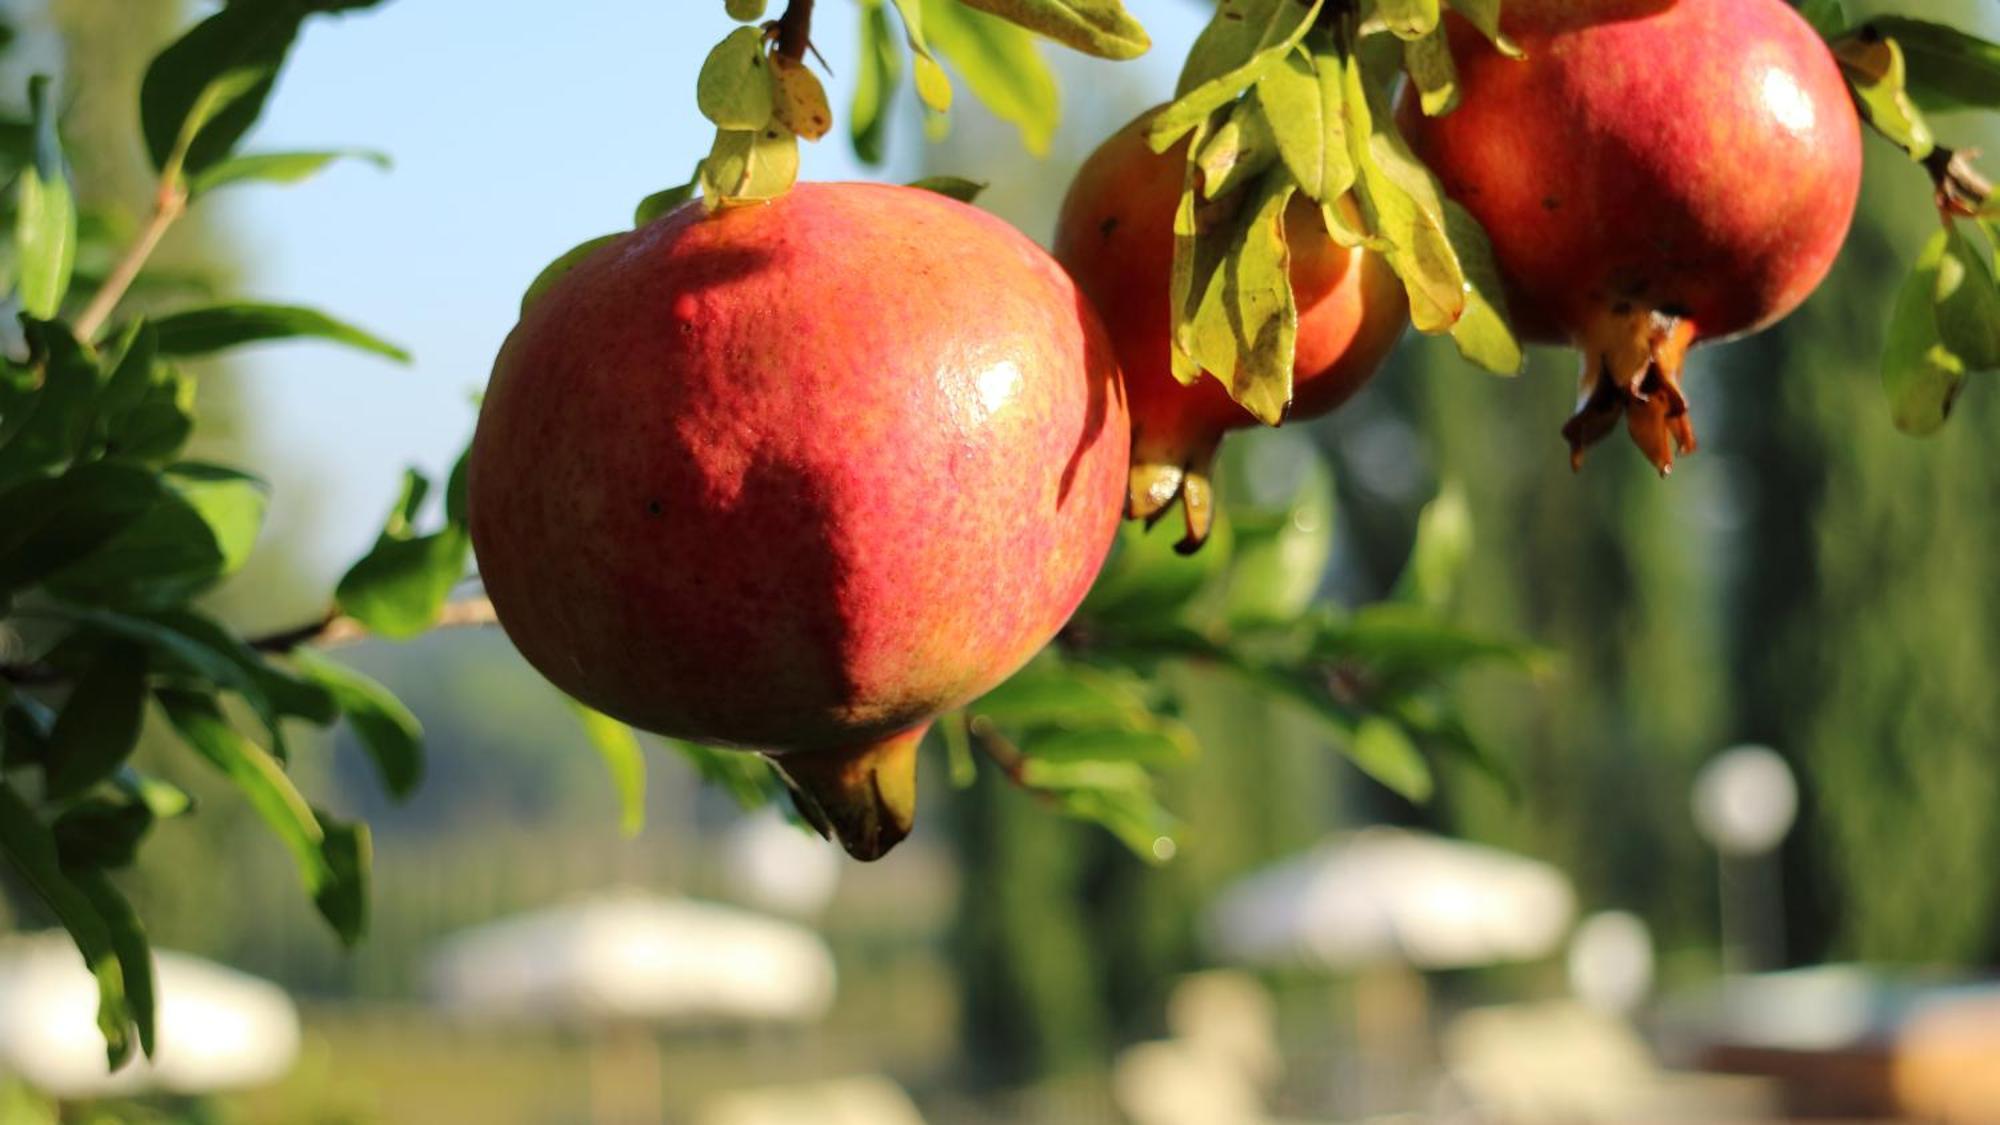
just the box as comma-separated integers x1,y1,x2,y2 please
1400,0,1862,473
1055,109,1409,551
468,182,1129,858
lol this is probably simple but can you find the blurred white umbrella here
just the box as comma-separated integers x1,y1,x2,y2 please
0,932,299,1100
424,891,836,1027
718,811,843,919
1205,828,1576,971
424,891,837,1125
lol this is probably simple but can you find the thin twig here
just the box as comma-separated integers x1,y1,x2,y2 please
0,596,499,686
73,181,187,343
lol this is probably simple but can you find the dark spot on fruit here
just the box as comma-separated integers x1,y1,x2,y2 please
1098,216,1119,239
1660,303,1692,319
646,499,663,516
1542,196,1561,211
1612,301,1633,315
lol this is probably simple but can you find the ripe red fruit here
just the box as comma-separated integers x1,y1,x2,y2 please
1055,109,1409,552
468,183,1130,859
1401,0,1862,474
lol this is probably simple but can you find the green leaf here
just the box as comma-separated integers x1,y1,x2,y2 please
152,303,410,363
140,2,303,179
1174,170,1300,425
921,0,1061,154
1053,786,1179,862
1447,0,1521,58
1932,223,2000,371
0,321,99,479
1171,0,1323,105
1392,481,1472,609
1220,438,1334,624
1313,603,1545,678
1798,0,1848,38
970,658,1156,729
69,871,157,1058
97,334,195,467
293,650,423,800
954,0,1148,60
571,703,646,837
53,788,161,870
939,714,977,788
157,689,365,944
313,814,370,945
1342,42,1468,332
520,234,619,315
187,148,389,196
16,76,75,320
888,0,956,112
1020,727,1193,766
669,740,783,809
1374,0,1441,40
1255,49,1352,204
1194,99,1281,201
1403,28,1459,116
698,126,802,207
1442,199,1523,373
0,463,164,596
1883,229,1969,435
44,641,150,802
697,26,776,130
1833,31,1934,160
906,175,987,202
1859,18,2000,114
634,178,697,226
726,0,768,21
1078,515,1233,621
851,0,905,164
336,527,471,640
141,608,336,727
47,463,270,609
1344,716,1433,801
0,779,135,1067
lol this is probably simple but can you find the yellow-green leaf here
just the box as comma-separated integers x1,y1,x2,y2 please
1195,99,1279,201
1341,44,1467,331
1404,28,1459,115
955,0,1149,61
1448,0,1523,58
1833,31,1934,160
888,0,956,111
17,76,75,321
1374,0,1441,40
851,0,904,164
769,55,833,140
1255,48,1352,204
1442,200,1521,373
699,126,800,208
921,0,1061,154
696,26,775,131
1178,171,1301,426
725,0,767,20
1883,230,1965,435
1175,0,1324,98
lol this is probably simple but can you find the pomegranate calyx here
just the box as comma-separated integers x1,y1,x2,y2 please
1563,306,1698,476
770,725,925,861
1125,427,1224,554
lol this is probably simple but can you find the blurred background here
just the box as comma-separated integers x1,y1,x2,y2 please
3,0,2000,1122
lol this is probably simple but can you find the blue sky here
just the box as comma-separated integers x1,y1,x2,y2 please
208,0,1202,604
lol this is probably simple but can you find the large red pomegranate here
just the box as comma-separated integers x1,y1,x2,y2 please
468,182,1130,859
1055,108,1409,552
1401,0,1862,473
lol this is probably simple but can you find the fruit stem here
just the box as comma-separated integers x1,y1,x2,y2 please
1562,306,1698,476
1924,146,1994,219
769,724,924,861
773,0,815,63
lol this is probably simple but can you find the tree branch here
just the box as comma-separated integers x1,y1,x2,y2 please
73,180,188,343
773,0,815,63
0,597,498,687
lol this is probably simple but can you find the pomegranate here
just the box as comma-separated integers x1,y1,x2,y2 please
468,183,1130,859
1054,108,1409,552
1401,0,1862,473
